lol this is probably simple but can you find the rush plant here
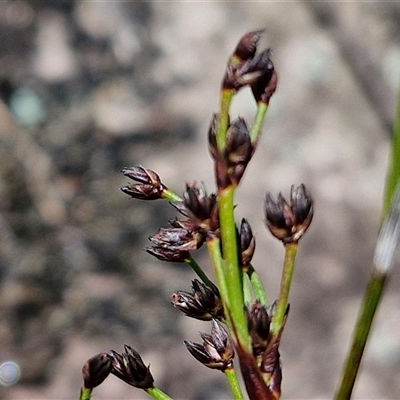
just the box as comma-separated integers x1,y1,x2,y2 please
79,31,400,400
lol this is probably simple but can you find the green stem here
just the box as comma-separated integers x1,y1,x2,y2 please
162,189,183,203
271,242,298,336
383,82,400,216
334,271,387,400
216,89,234,151
145,386,174,400
185,254,216,289
219,185,251,350
79,388,92,400
247,264,269,306
250,102,269,142
335,82,400,400
225,367,245,400
207,237,231,313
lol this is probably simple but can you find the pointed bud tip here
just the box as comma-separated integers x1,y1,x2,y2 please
234,29,265,61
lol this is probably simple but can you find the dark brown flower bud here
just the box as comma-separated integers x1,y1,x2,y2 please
239,218,256,267
120,166,167,200
223,34,275,92
226,118,253,165
109,345,154,389
183,182,219,233
233,30,265,61
265,184,313,243
146,246,190,263
225,118,254,185
184,319,234,371
82,352,112,389
171,279,223,321
247,301,273,357
149,226,204,252
251,66,277,105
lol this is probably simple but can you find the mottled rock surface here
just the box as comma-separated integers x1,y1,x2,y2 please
1,2,400,399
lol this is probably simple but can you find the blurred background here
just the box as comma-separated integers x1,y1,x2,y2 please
1,1,399,399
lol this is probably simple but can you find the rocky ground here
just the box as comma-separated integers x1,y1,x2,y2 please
1,2,400,399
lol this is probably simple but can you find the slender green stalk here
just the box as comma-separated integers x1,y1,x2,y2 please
334,271,387,400
250,102,269,142
145,386,174,400
162,189,182,203
225,367,246,400
185,254,216,288
271,242,298,336
335,83,400,400
207,237,231,313
247,264,269,306
80,388,92,400
219,185,251,350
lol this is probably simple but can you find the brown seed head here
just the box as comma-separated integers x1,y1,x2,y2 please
223,31,276,95
149,226,204,252
120,166,167,200
183,182,219,233
82,352,112,389
184,319,234,371
171,279,223,321
109,345,154,389
250,51,277,105
265,184,313,243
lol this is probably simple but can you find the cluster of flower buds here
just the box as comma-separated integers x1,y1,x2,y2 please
223,30,277,105
171,279,224,321
184,319,234,371
146,182,218,263
265,184,313,244
208,31,278,189
239,218,256,268
109,345,154,389
82,352,112,390
120,166,168,200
